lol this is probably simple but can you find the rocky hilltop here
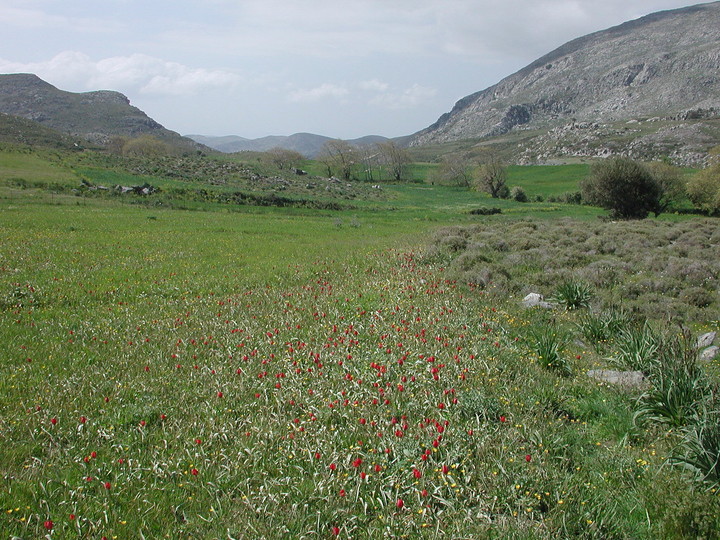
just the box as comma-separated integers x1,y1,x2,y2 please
411,1,720,156
0,73,203,151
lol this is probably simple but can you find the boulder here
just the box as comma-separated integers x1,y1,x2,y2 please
700,346,719,363
522,293,553,309
697,332,716,349
587,369,648,389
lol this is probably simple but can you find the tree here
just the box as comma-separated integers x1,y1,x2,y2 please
122,135,169,157
318,139,356,179
433,154,473,187
474,156,509,198
687,160,720,215
580,157,661,219
265,147,304,170
376,141,412,182
646,161,685,215
106,136,129,155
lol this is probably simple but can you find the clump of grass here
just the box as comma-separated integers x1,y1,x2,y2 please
533,327,572,377
457,390,502,423
634,330,710,428
552,280,592,310
673,406,720,490
610,321,662,373
577,308,631,351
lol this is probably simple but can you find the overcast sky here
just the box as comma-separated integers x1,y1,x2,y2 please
0,0,712,139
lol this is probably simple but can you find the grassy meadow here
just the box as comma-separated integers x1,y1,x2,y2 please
1,146,719,538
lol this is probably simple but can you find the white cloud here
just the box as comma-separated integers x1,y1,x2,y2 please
0,52,241,96
287,83,350,103
369,84,437,109
360,79,390,92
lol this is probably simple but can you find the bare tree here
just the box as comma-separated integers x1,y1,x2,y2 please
433,154,473,187
318,139,356,179
356,145,379,182
265,147,304,170
376,141,412,182
474,155,508,198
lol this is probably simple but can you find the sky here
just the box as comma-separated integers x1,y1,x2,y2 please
0,0,713,139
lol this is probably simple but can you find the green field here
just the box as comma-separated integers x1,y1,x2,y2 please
1,148,719,538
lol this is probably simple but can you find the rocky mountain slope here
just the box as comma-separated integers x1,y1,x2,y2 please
0,73,204,152
411,1,720,159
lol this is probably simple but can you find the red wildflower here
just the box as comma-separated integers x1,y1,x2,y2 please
43,520,54,530
396,498,404,509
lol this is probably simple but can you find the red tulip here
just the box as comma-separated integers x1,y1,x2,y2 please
396,498,404,509
43,520,54,530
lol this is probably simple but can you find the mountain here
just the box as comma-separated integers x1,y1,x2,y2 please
410,1,720,161
0,73,205,152
187,132,389,157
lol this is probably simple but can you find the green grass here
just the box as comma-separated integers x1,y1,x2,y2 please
506,164,589,197
1,148,719,538
0,148,78,185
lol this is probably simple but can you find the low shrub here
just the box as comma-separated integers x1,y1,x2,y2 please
510,186,528,202
469,207,502,215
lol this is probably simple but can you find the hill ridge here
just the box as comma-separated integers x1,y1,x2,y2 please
0,73,203,152
411,1,720,149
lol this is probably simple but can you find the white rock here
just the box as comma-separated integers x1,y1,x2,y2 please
697,332,716,349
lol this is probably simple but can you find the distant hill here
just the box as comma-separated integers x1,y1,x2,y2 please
0,73,206,153
188,132,389,157
410,1,720,163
